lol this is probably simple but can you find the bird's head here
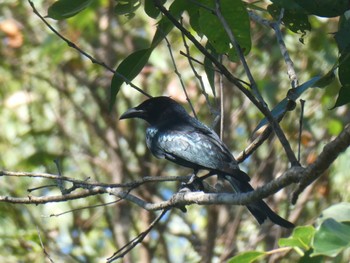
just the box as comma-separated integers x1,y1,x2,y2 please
119,96,187,125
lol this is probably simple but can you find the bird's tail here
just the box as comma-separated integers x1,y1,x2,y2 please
221,173,294,228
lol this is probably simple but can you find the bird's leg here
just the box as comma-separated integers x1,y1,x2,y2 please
187,169,199,185
180,169,203,192
181,170,218,192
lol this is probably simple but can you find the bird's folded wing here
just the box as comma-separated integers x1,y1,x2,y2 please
156,129,241,175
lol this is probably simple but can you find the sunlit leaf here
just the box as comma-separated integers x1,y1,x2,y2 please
47,0,93,20
253,76,321,132
312,218,350,257
227,251,265,263
204,43,218,96
110,48,152,110
198,0,251,61
279,226,316,251
151,0,187,47
318,203,350,224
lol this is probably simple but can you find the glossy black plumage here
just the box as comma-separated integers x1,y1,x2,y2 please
120,96,294,228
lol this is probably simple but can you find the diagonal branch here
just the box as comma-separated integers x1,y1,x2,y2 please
27,0,151,98
153,0,299,166
1,124,349,210
106,209,169,262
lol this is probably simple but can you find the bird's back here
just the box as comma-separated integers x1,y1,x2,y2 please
146,116,250,182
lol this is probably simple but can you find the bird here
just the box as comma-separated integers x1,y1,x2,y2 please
120,96,294,228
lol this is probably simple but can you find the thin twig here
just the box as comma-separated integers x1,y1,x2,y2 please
154,0,299,166
236,126,273,163
163,36,197,118
298,100,305,162
107,209,169,262
36,226,55,263
219,60,224,140
215,0,264,103
53,159,66,194
0,170,190,188
249,10,299,88
27,0,151,98
48,200,122,217
180,20,216,115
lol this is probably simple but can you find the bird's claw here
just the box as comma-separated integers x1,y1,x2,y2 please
180,176,204,192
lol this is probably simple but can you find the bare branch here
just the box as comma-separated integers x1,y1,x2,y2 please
107,209,169,262
1,124,349,216
163,36,197,118
248,10,299,88
215,0,263,103
36,226,54,263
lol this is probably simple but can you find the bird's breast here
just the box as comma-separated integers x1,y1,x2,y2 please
146,127,165,159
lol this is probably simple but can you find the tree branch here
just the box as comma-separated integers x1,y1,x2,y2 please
1,124,349,212
27,0,151,98
153,0,299,166
248,10,299,88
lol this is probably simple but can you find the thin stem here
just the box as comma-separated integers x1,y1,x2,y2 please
153,0,299,165
215,0,264,103
164,36,197,118
27,0,151,98
298,100,305,162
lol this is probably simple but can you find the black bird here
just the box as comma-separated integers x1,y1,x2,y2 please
120,96,294,228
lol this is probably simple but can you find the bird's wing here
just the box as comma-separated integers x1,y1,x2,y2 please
189,118,237,161
152,125,241,175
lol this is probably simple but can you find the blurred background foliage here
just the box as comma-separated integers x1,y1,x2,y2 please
0,0,349,262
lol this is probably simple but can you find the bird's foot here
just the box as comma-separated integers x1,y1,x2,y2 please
180,174,204,192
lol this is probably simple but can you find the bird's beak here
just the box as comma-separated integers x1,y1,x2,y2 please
119,107,147,120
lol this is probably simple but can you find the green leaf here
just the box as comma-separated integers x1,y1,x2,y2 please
318,203,350,224
268,4,311,34
312,218,350,257
204,43,218,96
312,68,336,88
331,53,350,108
271,0,308,13
198,0,251,61
253,76,321,132
110,0,188,109
294,0,349,18
335,15,350,53
114,0,140,15
339,54,350,85
279,226,316,251
299,250,324,263
47,0,93,20
331,85,350,109
144,0,163,19
110,48,152,110
227,251,265,263
151,0,187,47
